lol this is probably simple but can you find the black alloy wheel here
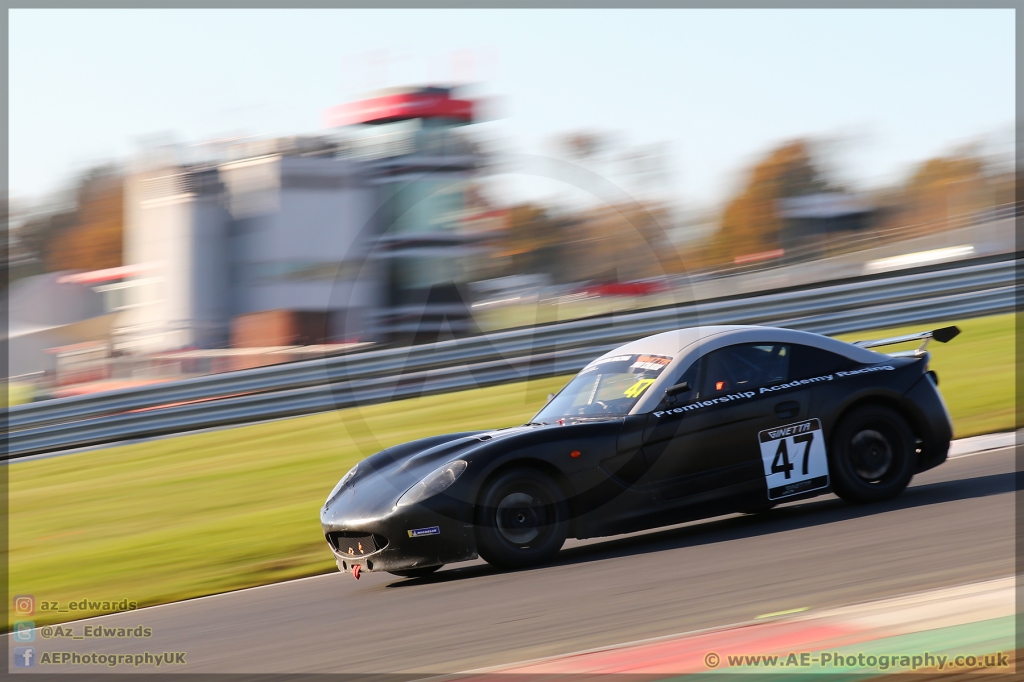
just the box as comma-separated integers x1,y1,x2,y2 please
475,468,570,569
829,405,916,503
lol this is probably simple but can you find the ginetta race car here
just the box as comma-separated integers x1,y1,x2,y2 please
320,324,957,578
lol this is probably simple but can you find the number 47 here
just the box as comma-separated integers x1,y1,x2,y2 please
771,434,814,479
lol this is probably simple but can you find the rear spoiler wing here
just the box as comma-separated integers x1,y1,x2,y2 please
853,325,960,352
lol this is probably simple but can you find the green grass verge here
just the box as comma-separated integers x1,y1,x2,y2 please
6,382,35,408
8,313,1014,627
8,374,568,627
834,313,1015,438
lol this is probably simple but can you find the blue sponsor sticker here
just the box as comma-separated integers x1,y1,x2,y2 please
407,526,440,538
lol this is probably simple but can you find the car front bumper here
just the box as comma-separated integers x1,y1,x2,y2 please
320,503,478,573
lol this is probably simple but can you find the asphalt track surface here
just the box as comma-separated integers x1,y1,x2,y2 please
15,446,1016,677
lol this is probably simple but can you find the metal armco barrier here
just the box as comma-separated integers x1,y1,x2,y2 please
6,256,1017,459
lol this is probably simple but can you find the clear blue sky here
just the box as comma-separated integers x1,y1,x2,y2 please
9,8,1015,210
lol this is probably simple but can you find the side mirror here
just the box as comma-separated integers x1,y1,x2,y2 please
664,381,691,397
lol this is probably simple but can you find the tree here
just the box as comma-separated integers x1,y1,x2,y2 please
707,140,832,264
10,207,77,282
569,201,681,281
44,168,124,272
495,204,570,280
883,151,987,231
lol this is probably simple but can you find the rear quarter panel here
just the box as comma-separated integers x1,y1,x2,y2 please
808,356,949,471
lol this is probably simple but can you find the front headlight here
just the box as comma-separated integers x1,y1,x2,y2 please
396,460,468,507
324,463,359,507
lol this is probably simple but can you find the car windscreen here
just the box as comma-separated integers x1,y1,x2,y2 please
532,353,673,423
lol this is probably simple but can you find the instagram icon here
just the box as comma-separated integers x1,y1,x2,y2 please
13,595,34,616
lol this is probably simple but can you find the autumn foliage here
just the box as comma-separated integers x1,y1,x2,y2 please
705,140,830,265
494,201,681,283
44,173,124,272
875,153,987,233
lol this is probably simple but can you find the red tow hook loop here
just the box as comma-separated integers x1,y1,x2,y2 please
352,564,361,580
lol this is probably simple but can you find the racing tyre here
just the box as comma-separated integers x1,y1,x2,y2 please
475,468,569,570
388,565,442,579
829,405,916,504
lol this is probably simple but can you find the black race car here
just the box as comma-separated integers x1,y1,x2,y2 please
320,324,957,578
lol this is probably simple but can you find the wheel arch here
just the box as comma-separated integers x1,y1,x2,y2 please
829,393,925,461
471,457,580,531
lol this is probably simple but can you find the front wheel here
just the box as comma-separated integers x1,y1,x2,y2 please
475,468,569,570
829,405,916,504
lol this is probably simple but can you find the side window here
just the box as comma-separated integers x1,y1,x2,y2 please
698,344,789,396
658,360,700,406
789,344,856,378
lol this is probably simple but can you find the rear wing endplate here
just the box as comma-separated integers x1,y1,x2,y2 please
853,325,960,352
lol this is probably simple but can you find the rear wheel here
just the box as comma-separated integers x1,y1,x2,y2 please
475,468,569,569
830,405,916,504
388,565,442,579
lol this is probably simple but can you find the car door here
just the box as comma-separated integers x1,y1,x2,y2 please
641,343,811,511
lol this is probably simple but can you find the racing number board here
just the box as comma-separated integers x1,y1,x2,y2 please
759,418,829,500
